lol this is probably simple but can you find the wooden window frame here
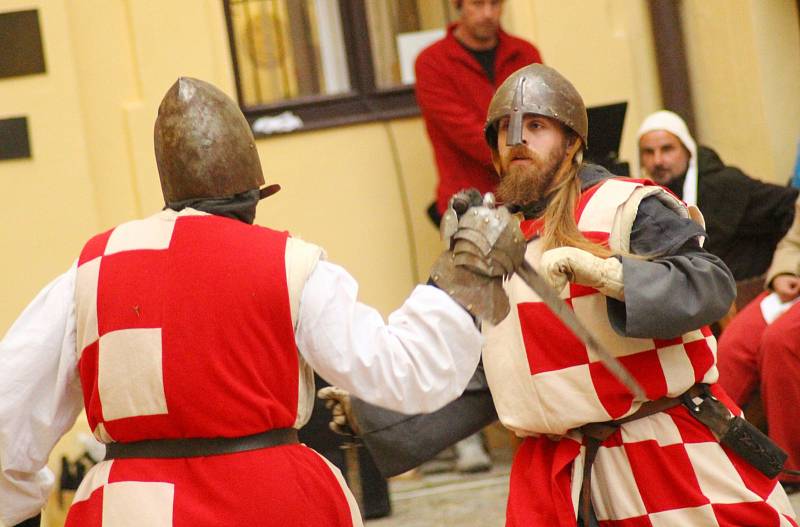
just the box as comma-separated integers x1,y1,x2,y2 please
223,0,421,136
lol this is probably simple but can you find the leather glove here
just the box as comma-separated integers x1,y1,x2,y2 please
317,386,360,436
538,247,625,301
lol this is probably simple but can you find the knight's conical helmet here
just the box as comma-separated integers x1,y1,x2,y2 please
484,64,588,150
154,77,269,204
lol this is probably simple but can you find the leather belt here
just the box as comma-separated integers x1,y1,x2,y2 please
104,428,298,460
577,384,706,526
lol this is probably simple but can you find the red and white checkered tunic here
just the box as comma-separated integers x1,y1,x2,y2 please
66,209,359,527
483,178,797,526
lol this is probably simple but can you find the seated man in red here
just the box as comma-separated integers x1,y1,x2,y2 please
718,195,800,491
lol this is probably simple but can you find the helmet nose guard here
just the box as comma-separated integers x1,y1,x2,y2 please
484,64,588,151
506,76,526,147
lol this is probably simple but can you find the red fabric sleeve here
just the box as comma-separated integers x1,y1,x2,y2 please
414,55,494,168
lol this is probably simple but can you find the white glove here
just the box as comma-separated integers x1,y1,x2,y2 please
538,247,625,300
317,386,360,436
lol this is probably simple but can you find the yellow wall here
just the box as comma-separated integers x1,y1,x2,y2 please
252,121,420,309
5,0,797,330
0,0,100,328
503,0,662,171
1,0,798,523
683,0,800,184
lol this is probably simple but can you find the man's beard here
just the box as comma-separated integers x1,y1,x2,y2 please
496,144,566,206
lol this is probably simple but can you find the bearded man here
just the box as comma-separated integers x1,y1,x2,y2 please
485,63,799,527
637,110,797,281
323,64,798,526
0,78,523,527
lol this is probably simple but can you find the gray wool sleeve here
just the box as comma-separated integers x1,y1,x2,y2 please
350,366,496,478
606,196,736,339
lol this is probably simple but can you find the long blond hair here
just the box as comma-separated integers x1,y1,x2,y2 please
540,140,614,258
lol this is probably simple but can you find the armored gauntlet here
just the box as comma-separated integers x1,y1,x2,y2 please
431,193,526,325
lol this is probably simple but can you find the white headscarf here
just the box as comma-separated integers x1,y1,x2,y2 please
636,110,698,206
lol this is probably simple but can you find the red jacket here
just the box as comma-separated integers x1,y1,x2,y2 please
415,24,542,213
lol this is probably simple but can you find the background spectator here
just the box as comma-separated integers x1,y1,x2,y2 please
637,110,798,281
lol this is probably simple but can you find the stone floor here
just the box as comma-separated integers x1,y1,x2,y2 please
367,458,800,527
367,462,510,527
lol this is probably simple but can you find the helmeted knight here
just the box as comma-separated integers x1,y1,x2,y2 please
0,77,523,527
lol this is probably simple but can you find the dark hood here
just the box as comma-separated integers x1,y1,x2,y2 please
697,145,725,174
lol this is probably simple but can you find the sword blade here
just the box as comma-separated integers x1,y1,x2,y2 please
515,261,646,400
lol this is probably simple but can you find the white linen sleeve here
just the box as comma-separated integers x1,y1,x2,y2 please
295,260,483,414
0,263,84,526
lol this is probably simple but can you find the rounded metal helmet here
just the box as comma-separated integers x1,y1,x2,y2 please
154,77,275,204
484,64,588,150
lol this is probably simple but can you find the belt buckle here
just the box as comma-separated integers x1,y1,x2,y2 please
681,385,732,439
680,384,712,413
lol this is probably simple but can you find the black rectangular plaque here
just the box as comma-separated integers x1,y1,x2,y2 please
0,117,32,160
0,9,46,79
